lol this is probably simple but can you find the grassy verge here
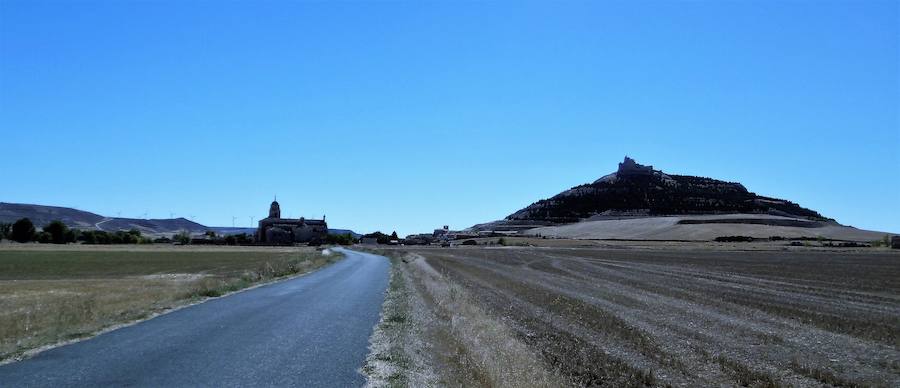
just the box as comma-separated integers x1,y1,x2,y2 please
360,247,563,387
362,255,416,387
0,245,341,362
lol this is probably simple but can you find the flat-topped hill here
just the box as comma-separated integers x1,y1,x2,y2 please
507,157,826,224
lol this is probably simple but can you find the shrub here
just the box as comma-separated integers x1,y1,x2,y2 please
462,239,478,245
0,222,11,241
36,231,52,243
498,237,507,246
173,231,191,245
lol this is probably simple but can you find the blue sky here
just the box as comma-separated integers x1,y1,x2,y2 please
1,0,897,235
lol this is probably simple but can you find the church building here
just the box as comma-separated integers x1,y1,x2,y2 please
256,199,328,245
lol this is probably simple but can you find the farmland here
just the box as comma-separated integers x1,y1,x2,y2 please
366,244,900,387
0,244,337,362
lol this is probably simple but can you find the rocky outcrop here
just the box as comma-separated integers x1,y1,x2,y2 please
506,157,828,224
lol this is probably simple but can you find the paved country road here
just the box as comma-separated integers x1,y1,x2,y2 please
0,248,390,387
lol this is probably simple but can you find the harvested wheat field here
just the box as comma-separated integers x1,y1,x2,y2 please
371,246,900,387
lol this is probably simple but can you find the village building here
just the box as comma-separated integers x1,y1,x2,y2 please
256,199,328,245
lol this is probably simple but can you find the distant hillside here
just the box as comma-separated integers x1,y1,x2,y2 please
95,217,209,235
0,203,210,235
1,202,358,238
0,202,105,229
506,157,828,224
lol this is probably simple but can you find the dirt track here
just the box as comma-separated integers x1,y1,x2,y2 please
403,246,900,387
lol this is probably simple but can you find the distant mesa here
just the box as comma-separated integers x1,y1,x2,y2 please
469,156,894,241
506,156,819,224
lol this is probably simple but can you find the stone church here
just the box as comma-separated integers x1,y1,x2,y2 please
256,199,328,244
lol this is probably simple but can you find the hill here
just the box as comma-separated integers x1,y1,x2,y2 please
474,157,893,241
1,203,106,229
506,157,826,224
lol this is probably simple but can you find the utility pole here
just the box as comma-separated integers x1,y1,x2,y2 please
232,216,237,227
249,216,255,227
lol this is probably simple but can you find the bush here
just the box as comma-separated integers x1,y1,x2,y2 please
462,239,478,245
173,231,191,245
0,222,11,241
64,228,78,243
498,237,507,246
36,231,52,243
11,218,36,243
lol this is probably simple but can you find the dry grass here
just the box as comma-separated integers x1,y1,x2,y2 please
362,248,565,387
0,245,338,362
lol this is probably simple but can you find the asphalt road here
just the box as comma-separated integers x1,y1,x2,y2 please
0,248,390,387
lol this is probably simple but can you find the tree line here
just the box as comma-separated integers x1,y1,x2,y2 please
0,218,154,244
0,217,363,246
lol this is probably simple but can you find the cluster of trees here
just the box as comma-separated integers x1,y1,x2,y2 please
325,233,357,245
361,231,399,244
223,233,252,245
1,218,370,248
0,218,153,244
80,229,152,244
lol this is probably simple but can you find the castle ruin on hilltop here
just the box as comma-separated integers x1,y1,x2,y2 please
617,156,654,176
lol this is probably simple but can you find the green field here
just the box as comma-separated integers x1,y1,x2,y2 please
0,245,338,361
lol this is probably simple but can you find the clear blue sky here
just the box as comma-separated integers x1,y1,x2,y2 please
1,1,897,236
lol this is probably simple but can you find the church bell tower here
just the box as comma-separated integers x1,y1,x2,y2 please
269,197,281,219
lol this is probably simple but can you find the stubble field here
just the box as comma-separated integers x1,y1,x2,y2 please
369,245,900,387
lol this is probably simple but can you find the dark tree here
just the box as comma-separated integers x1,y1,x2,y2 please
390,231,399,240
43,220,69,244
11,218,36,243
